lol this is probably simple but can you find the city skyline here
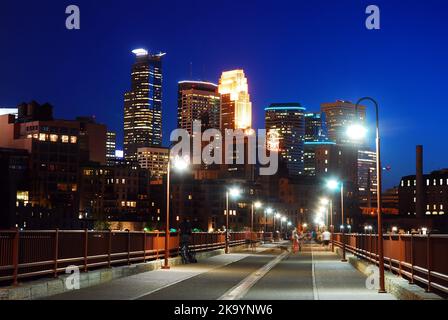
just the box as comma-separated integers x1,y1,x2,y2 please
1,0,448,190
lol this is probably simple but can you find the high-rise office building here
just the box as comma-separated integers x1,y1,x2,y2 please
358,149,378,205
305,112,328,142
265,103,306,176
304,141,335,176
177,81,221,134
106,131,117,165
303,112,330,176
137,146,169,180
124,49,165,161
218,70,252,131
216,70,254,179
321,100,366,145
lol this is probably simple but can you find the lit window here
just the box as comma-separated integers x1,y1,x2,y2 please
50,134,58,142
39,133,46,141
188,195,192,200
70,136,77,144
16,191,29,205
441,179,444,186
426,179,430,186
62,135,69,143
441,204,444,210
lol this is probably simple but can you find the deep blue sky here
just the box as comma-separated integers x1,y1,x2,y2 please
1,0,447,189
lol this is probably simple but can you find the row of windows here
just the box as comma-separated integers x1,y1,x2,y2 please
402,178,448,187
27,133,77,144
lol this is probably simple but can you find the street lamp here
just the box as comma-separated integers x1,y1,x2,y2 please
225,187,241,254
163,155,189,270
250,201,262,248
264,207,273,233
327,179,347,262
347,97,386,293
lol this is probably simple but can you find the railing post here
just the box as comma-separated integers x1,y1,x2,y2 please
127,230,131,265
409,234,414,284
54,229,59,278
426,233,432,292
84,229,88,272
143,231,147,263
12,228,19,286
156,232,159,260
108,230,112,268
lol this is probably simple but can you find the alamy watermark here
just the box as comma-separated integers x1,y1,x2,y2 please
66,5,80,30
365,5,380,30
170,120,279,176
65,265,80,290
365,264,380,290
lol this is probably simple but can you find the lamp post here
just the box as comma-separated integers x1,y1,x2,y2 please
162,155,189,270
225,187,241,254
251,201,262,248
348,97,386,293
327,179,347,262
264,207,273,233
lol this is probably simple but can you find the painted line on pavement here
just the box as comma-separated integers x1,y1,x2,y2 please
311,246,319,300
131,254,252,300
218,251,289,300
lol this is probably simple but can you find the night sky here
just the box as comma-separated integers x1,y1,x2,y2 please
1,0,447,189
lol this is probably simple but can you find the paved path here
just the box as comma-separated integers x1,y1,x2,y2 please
47,243,395,300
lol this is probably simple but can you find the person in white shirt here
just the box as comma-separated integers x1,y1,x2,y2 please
322,229,331,247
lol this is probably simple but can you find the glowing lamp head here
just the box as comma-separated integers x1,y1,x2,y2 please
172,155,189,171
281,217,287,222
228,187,241,199
254,201,262,209
326,179,340,191
287,222,292,226
302,223,308,228
347,123,367,140
275,213,281,219
266,208,273,215
320,198,330,206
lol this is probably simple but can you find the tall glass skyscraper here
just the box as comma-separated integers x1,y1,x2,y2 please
177,81,221,134
265,103,306,176
321,100,366,146
124,49,165,161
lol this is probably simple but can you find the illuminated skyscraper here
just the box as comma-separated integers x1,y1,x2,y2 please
106,131,116,165
265,103,306,176
321,100,366,145
218,70,252,131
177,81,221,134
124,49,165,161
358,148,378,206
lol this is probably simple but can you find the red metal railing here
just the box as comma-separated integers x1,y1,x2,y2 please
0,230,270,286
333,233,448,294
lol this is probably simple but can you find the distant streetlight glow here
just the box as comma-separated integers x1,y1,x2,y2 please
229,187,241,199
